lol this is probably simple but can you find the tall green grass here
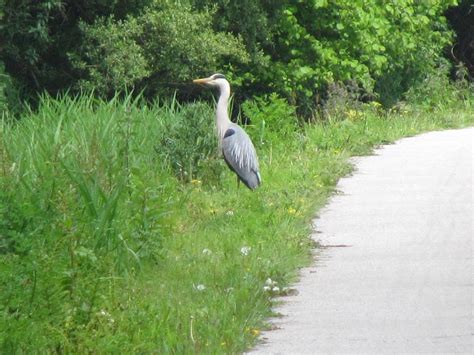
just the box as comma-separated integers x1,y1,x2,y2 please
0,88,472,352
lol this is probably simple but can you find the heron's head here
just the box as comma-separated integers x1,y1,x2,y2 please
193,73,228,88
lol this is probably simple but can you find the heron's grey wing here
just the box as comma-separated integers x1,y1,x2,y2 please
222,125,261,189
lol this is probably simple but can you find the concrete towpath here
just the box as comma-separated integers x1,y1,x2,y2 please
250,128,473,354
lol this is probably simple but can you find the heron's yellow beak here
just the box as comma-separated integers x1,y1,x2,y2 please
193,77,211,85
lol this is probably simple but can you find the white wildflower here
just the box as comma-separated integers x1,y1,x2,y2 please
99,310,108,316
272,286,280,292
226,210,234,216
240,246,251,256
265,278,276,286
194,284,206,291
202,248,212,255
98,309,115,324
263,286,271,292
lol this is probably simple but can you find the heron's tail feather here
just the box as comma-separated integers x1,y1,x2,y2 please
241,169,261,190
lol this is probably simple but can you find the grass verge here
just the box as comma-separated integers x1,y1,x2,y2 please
0,93,472,352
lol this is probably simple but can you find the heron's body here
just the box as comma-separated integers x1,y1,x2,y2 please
193,73,261,190
222,123,261,189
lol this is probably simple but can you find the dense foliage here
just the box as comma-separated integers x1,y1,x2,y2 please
1,0,149,96
1,0,469,115
206,0,460,109
73,1,248,97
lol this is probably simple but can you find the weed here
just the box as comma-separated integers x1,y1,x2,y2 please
404,65,474,111
242,93,299,147
157,100,223,183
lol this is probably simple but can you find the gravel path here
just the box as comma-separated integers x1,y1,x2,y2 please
250,128,473,354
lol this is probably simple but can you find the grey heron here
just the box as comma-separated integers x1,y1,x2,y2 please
193,73,261,190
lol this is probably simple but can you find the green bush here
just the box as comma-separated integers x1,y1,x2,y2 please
72,18,150,95
0,0,463,114
198,0,457,110
74,1,248,98
404,66,474,111
0,0,152,104
0,62,9,116
157,100,223,183
319,81,365,122
0,60,22,117
242,93,298,146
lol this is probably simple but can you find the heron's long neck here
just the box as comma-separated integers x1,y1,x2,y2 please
216,82,231,140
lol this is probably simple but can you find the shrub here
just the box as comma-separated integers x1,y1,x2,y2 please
404,66,474,110
0,61,22,117
0,0,152,105
0,0,462,115
198,0,457,110
157,101,223,183
0,62,9,116
319,81,365,122
74,1,249,98
72,18,150,95
242,93,298,146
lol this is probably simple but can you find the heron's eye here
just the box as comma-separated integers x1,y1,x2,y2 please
213,74,226,80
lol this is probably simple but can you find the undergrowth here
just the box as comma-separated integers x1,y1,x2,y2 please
0,81,472,352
